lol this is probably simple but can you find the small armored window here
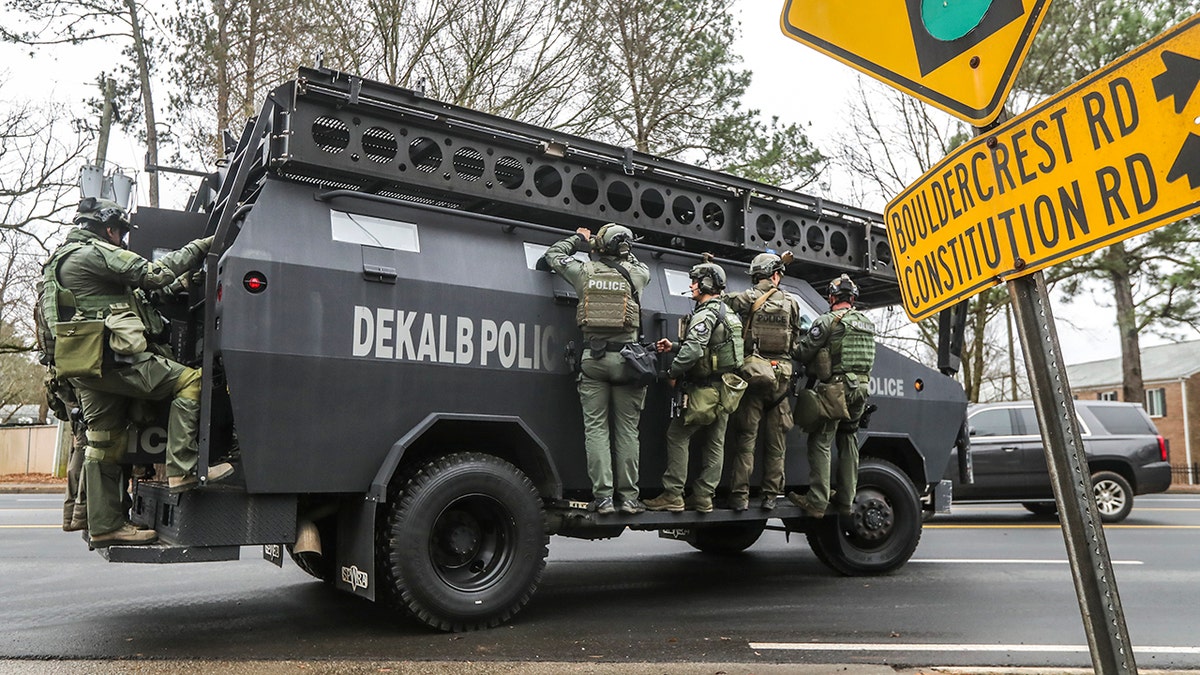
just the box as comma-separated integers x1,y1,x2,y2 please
523,242,587,271
330,210,419,252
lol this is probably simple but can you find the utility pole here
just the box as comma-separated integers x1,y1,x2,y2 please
94,77,116,167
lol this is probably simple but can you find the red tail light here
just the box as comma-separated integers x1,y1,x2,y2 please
1158,435,1168,462
243,271,268,293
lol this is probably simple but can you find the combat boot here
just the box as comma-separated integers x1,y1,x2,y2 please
169,462,236,494
760,494,777,511
729,494,749,511
643,492,685,512
684,493,713,513
786,491,827,518
89,523,157,547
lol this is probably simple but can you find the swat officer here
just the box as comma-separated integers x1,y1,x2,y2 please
544,224,651,515
723,253,804,511
644,260,743,513
787,274,876,518
40,197,234,547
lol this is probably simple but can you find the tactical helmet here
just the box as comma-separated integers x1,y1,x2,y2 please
827,274,860,301
689,262,726,295
748,253,785,280
74,197,131,231
595,223,634,255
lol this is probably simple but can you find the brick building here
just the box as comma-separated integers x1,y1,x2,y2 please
1067,340,1200,485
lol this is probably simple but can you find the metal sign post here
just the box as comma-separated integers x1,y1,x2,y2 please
1009,272,1136,673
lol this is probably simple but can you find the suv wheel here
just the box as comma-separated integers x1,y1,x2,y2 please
1092,471,1133,523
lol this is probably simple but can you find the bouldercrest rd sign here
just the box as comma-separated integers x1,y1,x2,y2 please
885,14,1200,321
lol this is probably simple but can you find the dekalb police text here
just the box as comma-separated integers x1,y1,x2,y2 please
352,306,562,372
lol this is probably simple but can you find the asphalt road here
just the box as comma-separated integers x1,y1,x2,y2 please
2,492,1199,672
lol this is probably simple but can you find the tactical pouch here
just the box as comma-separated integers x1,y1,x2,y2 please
683,385,720,426
813,348,832,381
794,388,821,432
618,342,658,387
53,319,105,379
717,372,748,414
815,379,850,420
738,352,777,391
104,310,147,355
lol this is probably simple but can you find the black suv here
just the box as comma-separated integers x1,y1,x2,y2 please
945,400,1172,522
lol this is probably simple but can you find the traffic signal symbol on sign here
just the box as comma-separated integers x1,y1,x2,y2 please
884,14,1200,322
780,0,1051,125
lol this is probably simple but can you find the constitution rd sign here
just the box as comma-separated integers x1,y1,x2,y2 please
885,14,1200,322
780,0,1051,125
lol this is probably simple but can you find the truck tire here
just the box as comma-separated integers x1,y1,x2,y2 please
380,452,549,631
687,521,767,554
806,458,922,576
1092,471,1133,523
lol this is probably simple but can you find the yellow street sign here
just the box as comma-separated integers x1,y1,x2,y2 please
780,0,1051,125
885,14,1200,322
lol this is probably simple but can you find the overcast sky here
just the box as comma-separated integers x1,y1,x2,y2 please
2,1,1194,367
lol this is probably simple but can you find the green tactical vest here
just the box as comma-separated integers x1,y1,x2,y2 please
576,261,639,331
833,308,876,375
694,302,743,378
38,236,162,363
747,288,793,356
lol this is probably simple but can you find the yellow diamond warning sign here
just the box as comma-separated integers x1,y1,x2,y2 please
780,0,1052,125
886,14,1200,322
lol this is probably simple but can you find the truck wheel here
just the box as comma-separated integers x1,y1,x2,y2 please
687,521,766,554
1092,471,1133,523
1022,502,1058,516
806,458,922,576
380,452,548,631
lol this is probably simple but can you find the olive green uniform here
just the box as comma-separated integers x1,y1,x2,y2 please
795,306,876,512
544,233,650,504
44,228,211,538
660,298,743,500
724,279,803,503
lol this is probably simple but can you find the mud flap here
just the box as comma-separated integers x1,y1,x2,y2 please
335,498,376,601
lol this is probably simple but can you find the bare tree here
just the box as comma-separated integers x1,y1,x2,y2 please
1017,0,1200,404
3,0,166,205
169,0,321,159
0,88,90,415
832,80,1024,402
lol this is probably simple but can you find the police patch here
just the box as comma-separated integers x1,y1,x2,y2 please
808,324,824,340
557,256,574,266
691,322,709,336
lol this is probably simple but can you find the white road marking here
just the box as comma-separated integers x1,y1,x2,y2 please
749,642,1200,654
910,558,1143,565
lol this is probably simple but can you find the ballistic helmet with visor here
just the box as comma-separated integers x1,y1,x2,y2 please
828,274,859,301
689,262,726,295
595,223,634,255
749,253,785,280
74,197,131,231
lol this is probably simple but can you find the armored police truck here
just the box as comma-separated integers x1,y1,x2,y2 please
110,67,970,632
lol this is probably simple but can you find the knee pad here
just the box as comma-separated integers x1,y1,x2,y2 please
174,367,202,401
84,427,128,464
